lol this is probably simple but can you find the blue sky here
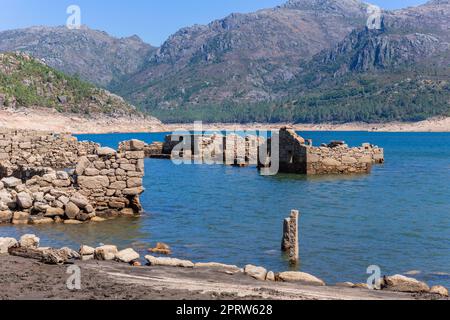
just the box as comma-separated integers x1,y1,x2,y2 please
0,0,428,45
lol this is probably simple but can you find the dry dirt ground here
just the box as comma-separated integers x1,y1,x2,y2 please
0,255,442,300
0,107,166,134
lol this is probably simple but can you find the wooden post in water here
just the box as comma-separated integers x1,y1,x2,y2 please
281,210,299,265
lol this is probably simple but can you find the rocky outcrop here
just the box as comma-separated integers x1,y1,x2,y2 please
19,234,40,249
430,285,449,297
244,265,268,281
277,271,326,286
145,255,195,268
194,262,242,274
115,248,140,263
0,237,18,254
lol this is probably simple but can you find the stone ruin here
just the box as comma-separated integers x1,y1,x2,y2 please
258,127,384,175
144,128,384,175
145,133,264,166
0,129,145,225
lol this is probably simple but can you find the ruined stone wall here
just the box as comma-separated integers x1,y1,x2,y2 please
75,139,145,218
147,133,265,166
306,145,373,175
0,133,146,225
261,128,384,175
0,129,98,178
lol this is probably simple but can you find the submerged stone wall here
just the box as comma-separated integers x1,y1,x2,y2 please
146,133,265,166
0,129,146,225
260,127,384,175
146,129,384,175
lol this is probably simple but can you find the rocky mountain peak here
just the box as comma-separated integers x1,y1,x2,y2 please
424,0,450,5
283,0,369,14
0,25,157,88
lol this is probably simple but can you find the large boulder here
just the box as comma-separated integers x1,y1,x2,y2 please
244,265,267,281
79,245,95,256
16,192,33,209
12,211,29,225
145,255,194,268
0,210,12,223
430,285,449,297
266,271,276,281
0,237,17,254
1,177,22,188
123,187,144,196
59,247,81,259
29,217,54,225
65,202,80,219
70,192,89,209
0,190,15,209
0,201,9,211
130,140,146,151
56,171,70,180
382,275,430,293
45,207,65,217
148,242,172,255
77,176,110,189
97,147,117,157
115,248,140,263
19,234,40,249
195,262,241,274
75,156,91,175
127,178,143,188
94,245,118,261
277,272,326,286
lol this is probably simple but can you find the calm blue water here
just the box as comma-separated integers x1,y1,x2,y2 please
1,131,449,287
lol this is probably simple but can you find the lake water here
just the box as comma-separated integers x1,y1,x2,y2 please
1,131,449,287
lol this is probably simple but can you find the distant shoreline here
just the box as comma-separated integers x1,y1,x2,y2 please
1,107,449,134
164,117,450,133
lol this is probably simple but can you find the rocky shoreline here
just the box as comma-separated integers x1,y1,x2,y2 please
0,234,448,300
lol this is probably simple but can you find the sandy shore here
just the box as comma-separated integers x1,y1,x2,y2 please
1,107,449,134
165,117,450,133
0,107,166,134
0,255,443,300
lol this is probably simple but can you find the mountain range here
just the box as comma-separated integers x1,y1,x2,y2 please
0,0,449,124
